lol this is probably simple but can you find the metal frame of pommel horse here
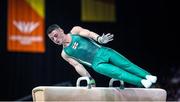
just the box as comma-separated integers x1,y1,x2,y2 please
32,77,167,102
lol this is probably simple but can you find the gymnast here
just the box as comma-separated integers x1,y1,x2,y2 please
47,24,157,88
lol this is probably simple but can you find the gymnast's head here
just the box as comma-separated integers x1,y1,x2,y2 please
47,24,65,45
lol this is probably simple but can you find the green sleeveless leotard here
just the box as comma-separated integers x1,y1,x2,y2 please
63,34,101,67
63,34,151,87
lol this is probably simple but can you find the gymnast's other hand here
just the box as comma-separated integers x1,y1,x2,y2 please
89,77,96,87
97,33,114,44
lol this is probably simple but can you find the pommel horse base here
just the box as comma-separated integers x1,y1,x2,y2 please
32,77,167,101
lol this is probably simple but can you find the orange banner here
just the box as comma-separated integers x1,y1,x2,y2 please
8,0,45,53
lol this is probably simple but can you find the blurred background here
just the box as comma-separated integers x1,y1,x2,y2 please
0,0,179,101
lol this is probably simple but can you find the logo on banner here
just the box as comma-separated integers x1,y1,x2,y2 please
13,21,39,33
10,20,43,45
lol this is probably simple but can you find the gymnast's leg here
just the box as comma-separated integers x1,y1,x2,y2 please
93,63,143,87
107,48,150,78
107,48,157,84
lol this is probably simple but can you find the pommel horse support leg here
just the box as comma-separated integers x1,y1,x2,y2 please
32,77,167,102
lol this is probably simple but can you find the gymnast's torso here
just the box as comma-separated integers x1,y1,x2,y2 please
63,34,101,66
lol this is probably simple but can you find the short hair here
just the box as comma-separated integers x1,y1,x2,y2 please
47,24,61,35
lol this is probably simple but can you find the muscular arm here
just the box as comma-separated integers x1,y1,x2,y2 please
61,50,91,77
70,26,99,41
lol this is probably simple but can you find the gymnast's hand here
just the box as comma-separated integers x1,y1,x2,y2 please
89,77,96,87
97,33,114,44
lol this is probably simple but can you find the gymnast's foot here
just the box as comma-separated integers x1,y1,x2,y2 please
146,75,157,83
141,79,152,88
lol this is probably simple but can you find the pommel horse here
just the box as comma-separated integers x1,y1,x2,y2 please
32,77,167,101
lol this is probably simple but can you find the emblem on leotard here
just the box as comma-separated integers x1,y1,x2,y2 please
72,42,78,49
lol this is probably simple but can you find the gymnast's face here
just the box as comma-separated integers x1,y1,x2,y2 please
48,28,65,45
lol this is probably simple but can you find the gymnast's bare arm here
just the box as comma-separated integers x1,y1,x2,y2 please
61,50,92,77
70,26,100,41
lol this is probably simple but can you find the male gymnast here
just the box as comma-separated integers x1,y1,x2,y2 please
47,24,157,88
